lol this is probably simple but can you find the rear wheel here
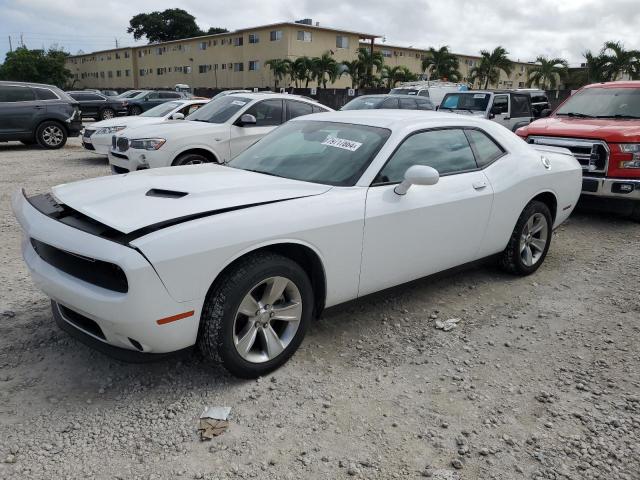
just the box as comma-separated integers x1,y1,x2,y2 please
172,152,211,166
36,121,67,149
100,108,115,120
499,200,552,275
129,105,142,116
198,252,313,378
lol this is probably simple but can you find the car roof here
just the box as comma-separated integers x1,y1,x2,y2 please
582,80,640,89
0,80,60,89
293,109,482,129
355,94,432,101
227,92,321,102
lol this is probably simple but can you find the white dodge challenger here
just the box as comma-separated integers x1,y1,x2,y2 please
12,110,582,378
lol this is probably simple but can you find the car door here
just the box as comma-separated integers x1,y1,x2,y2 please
489,94,510,128
0,85,39,139
285,99,313,120
229,99,284,157
359,128,494,296
144,91,162,110
69,93,95,118
509,94,533,131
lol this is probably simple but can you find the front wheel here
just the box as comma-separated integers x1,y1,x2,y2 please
198,252,313,378
36,121,67,149
100,108,115,120
129,105,142,116
499,200,552,275
172,152,211,166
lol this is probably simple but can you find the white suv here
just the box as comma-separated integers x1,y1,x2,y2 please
108,93,331,174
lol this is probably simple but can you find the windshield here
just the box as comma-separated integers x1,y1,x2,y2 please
441,93,490,111
228,120,391,186
186,96,251,123
140,101,182,117
341,97,386,110
555,87,640,118
390,88,419,96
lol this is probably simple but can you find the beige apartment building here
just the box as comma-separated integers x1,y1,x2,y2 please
66,21,536,91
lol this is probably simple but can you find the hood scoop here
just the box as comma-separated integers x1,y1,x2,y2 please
145,188,188,199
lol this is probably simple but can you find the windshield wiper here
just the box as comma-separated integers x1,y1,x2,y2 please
556,112,595,118
595,114,640,119
241,168,286,179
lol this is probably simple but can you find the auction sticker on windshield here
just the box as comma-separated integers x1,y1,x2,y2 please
231,100,247,106
321,136,362,152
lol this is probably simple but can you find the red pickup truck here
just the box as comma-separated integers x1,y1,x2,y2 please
516,81,640,220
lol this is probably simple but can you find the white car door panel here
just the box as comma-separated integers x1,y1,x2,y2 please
229,125,277,158
359,172,493,296
229,99,284,158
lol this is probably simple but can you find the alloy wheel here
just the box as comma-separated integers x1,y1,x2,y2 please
519,212,548,267
232,276,302,363
42,126,64,147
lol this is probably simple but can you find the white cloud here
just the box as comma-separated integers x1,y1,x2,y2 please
1,0,639,64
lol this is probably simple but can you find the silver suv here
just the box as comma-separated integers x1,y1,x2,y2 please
439,91,533,131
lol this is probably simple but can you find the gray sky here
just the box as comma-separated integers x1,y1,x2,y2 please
2,0,639,65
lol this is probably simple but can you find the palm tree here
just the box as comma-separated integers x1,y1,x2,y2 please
341,59,364,89
381,65,417,88
290,56,313,88
527,56,568,89
356,47,384,87
582,50,610,83
311,52,339,89
265,59,291,90
421,46,461,82
472,47,513,89
600,41,640,80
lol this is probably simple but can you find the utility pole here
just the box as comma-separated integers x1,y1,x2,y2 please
8,35,12,52
20,33,24,47
115,38,118,48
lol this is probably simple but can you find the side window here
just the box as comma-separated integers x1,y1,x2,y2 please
85,94,105,101
380,98,399,109
312,105,328,113
492,95,509,114
465,129,505,167
374,129,477,184
34,88,59,100
286,100,313,120
418,90,430,98
0,86,36,102
147,92,160,99
183,104,202,116
416,99,434,110
399,99,418,110
69,93,88,101
511,95,532,117
244,99,283,126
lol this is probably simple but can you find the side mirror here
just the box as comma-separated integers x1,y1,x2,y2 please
490,105,503,115
171,112,185,120
540,108,552,118
394,165,440,195
239,113,257,126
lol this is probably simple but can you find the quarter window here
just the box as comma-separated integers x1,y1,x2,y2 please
374,129,477,184
465,129,505,167
34,87,59,100
244,99,284,127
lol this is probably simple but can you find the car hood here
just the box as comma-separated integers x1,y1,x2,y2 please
119,120,225,139
51,164,332,234
89,116,165,129
521,116,640,142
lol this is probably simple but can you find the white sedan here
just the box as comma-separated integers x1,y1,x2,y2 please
13,111,581,378
108,93,331,174
81,99,209,155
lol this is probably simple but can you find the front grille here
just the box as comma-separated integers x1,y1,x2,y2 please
30,238,128,293
527,136,609,177
58,304,105,340
83,129,95,137
82,141,95,151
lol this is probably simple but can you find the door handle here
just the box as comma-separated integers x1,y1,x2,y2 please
472,181,487,190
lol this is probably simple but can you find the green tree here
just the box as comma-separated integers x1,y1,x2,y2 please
356,47,384,87
206,27,229,35
470,46,513,89
582,50,610,83
527,56,568,89
421,46,461,82
0,47,72,88
341,59,364,89
600,41,640,80
381,65,417,88
291,56,314,88
265,59,291,90
127,8,226,43
311,52,339,89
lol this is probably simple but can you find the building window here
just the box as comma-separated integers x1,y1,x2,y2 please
157,67,167,75
115,52,120,59
336,36,349,49
199,41,207,50
270,30,283,41
248,33,259,44
125,70,130,77
184,66,192,74
382,49,392,58
100,71,105,78
234,36,244,46
221,63,227,70
199,64,212,73
124,51,130,58
249,60,260,71
213,64,218,70
139,69,145,76
234,62,244,72
116,70,121,77
297,31,312,42
108,71,113,78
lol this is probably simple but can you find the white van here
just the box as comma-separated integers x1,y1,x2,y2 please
390,80,468,107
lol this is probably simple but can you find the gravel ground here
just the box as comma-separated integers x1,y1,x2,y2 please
1,137,639,480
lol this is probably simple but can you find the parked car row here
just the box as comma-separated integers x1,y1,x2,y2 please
67,90,188,120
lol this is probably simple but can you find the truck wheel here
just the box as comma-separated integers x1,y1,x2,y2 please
36,121,67,149
499,200,552,275
198,252,313,378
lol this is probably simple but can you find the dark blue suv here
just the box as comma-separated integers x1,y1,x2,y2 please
0,81,82,149
126,90,186,115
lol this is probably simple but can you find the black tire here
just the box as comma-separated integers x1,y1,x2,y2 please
198,252,314,378
172,152,211,166
499,200,553,275
36,121,67,149
129,105,142,116
100,108,115,120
